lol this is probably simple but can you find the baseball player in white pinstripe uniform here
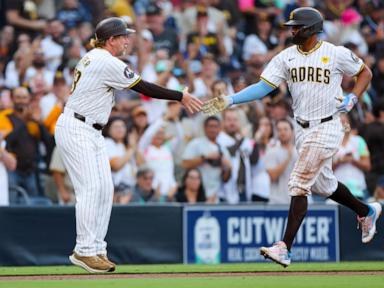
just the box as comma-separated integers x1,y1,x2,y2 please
203,7,381,267
55,17,202,273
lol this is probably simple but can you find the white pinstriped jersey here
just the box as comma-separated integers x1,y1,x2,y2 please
65,48,141,125
261,41,364,121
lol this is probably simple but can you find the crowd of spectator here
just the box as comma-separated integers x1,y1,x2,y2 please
0,0,384,206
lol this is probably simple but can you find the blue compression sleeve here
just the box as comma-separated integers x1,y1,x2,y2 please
228,80,275,105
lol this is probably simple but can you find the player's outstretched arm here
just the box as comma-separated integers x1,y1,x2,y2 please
130,80,202,114
181,87,203,114
202,80,275,116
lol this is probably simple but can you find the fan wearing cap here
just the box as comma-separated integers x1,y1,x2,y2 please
54,17,202,274
186,6,226,59
145,3,179,56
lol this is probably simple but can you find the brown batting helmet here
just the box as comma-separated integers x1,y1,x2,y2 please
95,17,135,41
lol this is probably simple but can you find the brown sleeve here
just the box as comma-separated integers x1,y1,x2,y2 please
130,79,183,101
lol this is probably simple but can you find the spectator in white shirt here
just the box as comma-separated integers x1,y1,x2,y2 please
243,13,285,65
104,117,145,204
4,47,32,89
265,119,297,205
217,108,258,203
40,19,65,72
333,114,371,200
49,146,74,204
138,109,182,202
251,116,275,202
182,116,232,203
25,49,55,87
0,133,17,206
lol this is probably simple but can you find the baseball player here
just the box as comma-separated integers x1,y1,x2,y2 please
54,17,202,273
203,7,381,267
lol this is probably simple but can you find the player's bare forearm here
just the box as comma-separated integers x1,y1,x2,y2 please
352,156,371,172
0,149,16,171
267,153,292,182
221,167,231,182
267,161,289,182
52,171,71,202
181,157,204,169
352,65,372,98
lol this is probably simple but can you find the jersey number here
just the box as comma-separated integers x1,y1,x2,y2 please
70,69,82,93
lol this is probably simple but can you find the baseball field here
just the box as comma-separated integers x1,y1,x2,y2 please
0,262,383,288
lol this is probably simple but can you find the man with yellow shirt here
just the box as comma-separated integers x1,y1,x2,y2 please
40,71,70,134
0,87,54,201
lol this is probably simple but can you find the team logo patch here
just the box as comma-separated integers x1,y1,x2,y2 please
124,67,135,79
321,56,329,64
82,56,91,67
350,51,360,63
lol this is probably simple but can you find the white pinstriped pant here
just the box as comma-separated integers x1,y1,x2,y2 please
288,115,344,197
54,113,113,256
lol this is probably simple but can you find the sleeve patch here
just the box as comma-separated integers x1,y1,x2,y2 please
124,67,135,79
350,51,360,63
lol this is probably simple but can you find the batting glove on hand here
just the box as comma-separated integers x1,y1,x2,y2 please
336,93,358,113
202,95,233,116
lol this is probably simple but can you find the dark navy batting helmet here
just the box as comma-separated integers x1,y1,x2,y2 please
284,7,323,45
95,17,135,41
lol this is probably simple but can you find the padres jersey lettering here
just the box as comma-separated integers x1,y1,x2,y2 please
289,66,330,83
261,41,364,121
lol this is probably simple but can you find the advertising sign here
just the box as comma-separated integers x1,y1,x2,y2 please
183,205,339,264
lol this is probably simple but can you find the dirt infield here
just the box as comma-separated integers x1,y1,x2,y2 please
1,271,384,281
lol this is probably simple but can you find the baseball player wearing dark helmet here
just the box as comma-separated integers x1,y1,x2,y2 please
95,17,136,41
55,16,202,274
283,7,323,45
203,7,380,268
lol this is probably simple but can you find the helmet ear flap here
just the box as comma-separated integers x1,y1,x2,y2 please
291,21,322,45
291,26,311,45
299,26,313,38
301,22,323,38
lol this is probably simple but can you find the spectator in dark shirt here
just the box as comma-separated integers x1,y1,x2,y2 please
360,1,384,55
186,6,226,59
0,25,14,62
146,3,179,56
56,0,92,30
0,87,54,199
5,0,46,38
372,54,384,99
360,99,384,194
130,166,159,204
175,168,206,203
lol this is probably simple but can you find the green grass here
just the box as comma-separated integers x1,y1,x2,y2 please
0,262,383,276
1,275,384,288
1,262,383,288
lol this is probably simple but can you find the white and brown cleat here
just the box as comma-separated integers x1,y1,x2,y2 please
69,252,114,273
260,241,291,268
98,254,116,272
